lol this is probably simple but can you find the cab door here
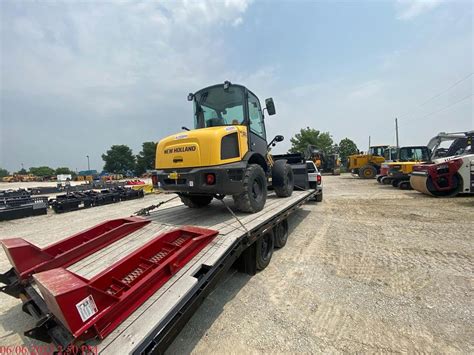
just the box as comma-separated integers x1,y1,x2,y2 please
247,92,267,157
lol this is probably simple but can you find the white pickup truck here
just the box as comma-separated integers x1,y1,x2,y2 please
306,160,323,202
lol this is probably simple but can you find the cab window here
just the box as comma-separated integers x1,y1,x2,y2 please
247,93,265,139
194,86,245,128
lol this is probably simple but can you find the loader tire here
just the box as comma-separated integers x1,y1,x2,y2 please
272,160,294,197
359,165,377,179
233,164,267,213
179,194,213,208
256,229,274,270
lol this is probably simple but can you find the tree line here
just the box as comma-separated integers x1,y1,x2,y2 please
0,166,76,178
289,127,358,164
0,142,157,178
1,128,358,179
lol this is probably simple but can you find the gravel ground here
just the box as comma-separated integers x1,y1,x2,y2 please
0,176,473,353
167,175,473,353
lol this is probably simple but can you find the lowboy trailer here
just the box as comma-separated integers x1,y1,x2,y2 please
0,189,315,353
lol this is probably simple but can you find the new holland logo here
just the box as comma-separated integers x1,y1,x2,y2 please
164,146,197,154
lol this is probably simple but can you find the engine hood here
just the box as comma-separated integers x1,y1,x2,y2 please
155,126,248,169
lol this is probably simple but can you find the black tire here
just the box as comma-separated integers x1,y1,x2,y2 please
274,219,289,248
315,191,323,202
179,194,213,208
398,181,411,190
272,160,294,197
377,175,384,183
426,174,462,197
233,164,267,213
358,165,377,179
256,229,274,270
391,179,401,188
381,176,393,185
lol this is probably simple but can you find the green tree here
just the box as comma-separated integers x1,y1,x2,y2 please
17,168,27,175
339,138,359,165
289,127,334,154
0,168,9,178
102,145,136,175
135,142,157,176
29,166,55,177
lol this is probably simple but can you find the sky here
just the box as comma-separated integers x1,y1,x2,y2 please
0,0,473,172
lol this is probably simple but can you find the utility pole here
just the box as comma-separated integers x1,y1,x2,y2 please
395,117,399,148
86,155,90,171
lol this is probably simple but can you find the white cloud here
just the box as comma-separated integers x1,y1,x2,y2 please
395,0,443,20
0,0,255,170
232,17,243,27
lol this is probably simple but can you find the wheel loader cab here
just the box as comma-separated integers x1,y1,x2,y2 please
191,83,270,158
153,81,290,213
369,145,388,157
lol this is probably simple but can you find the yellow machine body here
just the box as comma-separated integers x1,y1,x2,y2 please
386,161,418,175
347,154,385,171
155,125,249,169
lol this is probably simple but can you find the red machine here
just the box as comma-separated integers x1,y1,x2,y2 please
1,217,150,297
411,132,473,196
377,163,390,183
411,154,474,196
33,226,217,341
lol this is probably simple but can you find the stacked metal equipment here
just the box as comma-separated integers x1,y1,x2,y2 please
0,189,48,221
50,186,144,214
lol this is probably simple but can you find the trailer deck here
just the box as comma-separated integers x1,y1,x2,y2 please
2,190,315,353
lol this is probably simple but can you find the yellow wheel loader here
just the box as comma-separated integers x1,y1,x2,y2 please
152,81,295,213
347,145,389,179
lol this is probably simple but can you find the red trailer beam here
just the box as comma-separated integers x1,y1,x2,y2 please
33,226,218,342
1,217,149,281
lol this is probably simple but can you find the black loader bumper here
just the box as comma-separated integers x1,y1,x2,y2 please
153,162,247,196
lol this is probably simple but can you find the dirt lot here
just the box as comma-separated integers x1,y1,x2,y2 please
0,176,473,353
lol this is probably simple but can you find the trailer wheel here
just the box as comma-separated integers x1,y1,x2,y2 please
381,176,393,185
179,194,213,208
233,164,267,213
256,229,274,270
274,219,289,248
358,165,377,179
272,160,294,197
391,179,401,188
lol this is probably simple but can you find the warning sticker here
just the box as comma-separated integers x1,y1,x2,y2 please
76,295,98,322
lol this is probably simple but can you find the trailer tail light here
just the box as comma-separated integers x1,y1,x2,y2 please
206,173,216,185
317,174,322,185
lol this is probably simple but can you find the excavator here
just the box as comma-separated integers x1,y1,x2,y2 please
347,145,389,179
152,81,296,213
